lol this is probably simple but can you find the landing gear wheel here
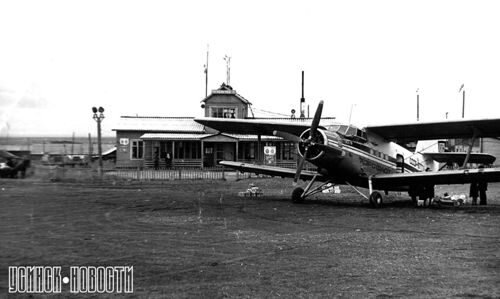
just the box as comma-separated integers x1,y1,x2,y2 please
291,187,305,203
369,191,383,208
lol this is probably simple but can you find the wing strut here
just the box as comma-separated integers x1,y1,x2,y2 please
368,176,373,195
462,129,479,168
345,181,369,200
302,174,319,198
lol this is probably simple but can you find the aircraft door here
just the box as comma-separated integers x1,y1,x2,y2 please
396,154,405,173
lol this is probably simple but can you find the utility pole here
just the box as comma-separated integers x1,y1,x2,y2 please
71,132,75,155
416,88,420,121
88,133,92,160
204,45,209,98
459,84,465,118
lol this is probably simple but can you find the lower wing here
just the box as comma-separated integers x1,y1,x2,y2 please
372,167,500,190
220,161,325,181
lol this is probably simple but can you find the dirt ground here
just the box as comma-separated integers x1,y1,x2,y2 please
1,177,500,298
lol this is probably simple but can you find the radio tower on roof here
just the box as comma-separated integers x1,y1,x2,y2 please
224,55,231,86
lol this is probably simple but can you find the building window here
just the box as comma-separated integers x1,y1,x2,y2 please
281,142,295,160
239,142,255,160
174,141,201,159
131,140,144,159
211,107,237,118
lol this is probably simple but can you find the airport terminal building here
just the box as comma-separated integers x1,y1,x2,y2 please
113,84,326,169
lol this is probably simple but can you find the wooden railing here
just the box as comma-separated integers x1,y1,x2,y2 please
105,167,224,180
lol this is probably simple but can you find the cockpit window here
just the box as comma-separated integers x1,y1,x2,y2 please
327,124,367,142
345,126,357,136
338,125,349,134
326,125,341,132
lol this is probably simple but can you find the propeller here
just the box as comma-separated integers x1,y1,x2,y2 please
294,100,324,185
273,130,302,143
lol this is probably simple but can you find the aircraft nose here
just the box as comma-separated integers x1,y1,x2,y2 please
326,131,343,152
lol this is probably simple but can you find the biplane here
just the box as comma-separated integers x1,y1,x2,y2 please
0,150,30,178
195,101,500,207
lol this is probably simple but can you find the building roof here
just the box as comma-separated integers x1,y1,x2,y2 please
141,133,214,140
222,134,283,141
201,83,251,105
114,117,205,133
140,132,283,141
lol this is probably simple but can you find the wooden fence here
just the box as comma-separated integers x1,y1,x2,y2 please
104,167,226,181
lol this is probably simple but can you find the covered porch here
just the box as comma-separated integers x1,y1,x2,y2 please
140,133,299,169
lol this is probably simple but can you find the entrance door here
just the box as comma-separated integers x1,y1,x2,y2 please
203,143,235,167
204,145,215,167
161,141,172,168
153,145,160,169
215,143,225,165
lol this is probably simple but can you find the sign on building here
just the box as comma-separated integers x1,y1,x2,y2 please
264,146,276,165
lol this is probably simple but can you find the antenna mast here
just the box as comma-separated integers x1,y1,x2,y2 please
224,55,231,86
300,71,305,118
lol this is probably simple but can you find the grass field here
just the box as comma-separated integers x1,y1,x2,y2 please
1,178,500,298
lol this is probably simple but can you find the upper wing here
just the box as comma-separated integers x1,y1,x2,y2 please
220,161,325,181
423,152,496,165
372,167,500,190
365,118,500,141
195,117,326,136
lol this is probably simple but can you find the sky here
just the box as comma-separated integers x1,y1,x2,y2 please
1,0,500,137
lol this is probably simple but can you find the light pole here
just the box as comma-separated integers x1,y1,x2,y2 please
459,84,465,118
92,106,105,177
416,88,420,121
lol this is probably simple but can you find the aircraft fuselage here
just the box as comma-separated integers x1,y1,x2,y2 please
299,125,430,190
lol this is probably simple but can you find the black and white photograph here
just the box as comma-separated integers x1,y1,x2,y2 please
1,0,500,297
